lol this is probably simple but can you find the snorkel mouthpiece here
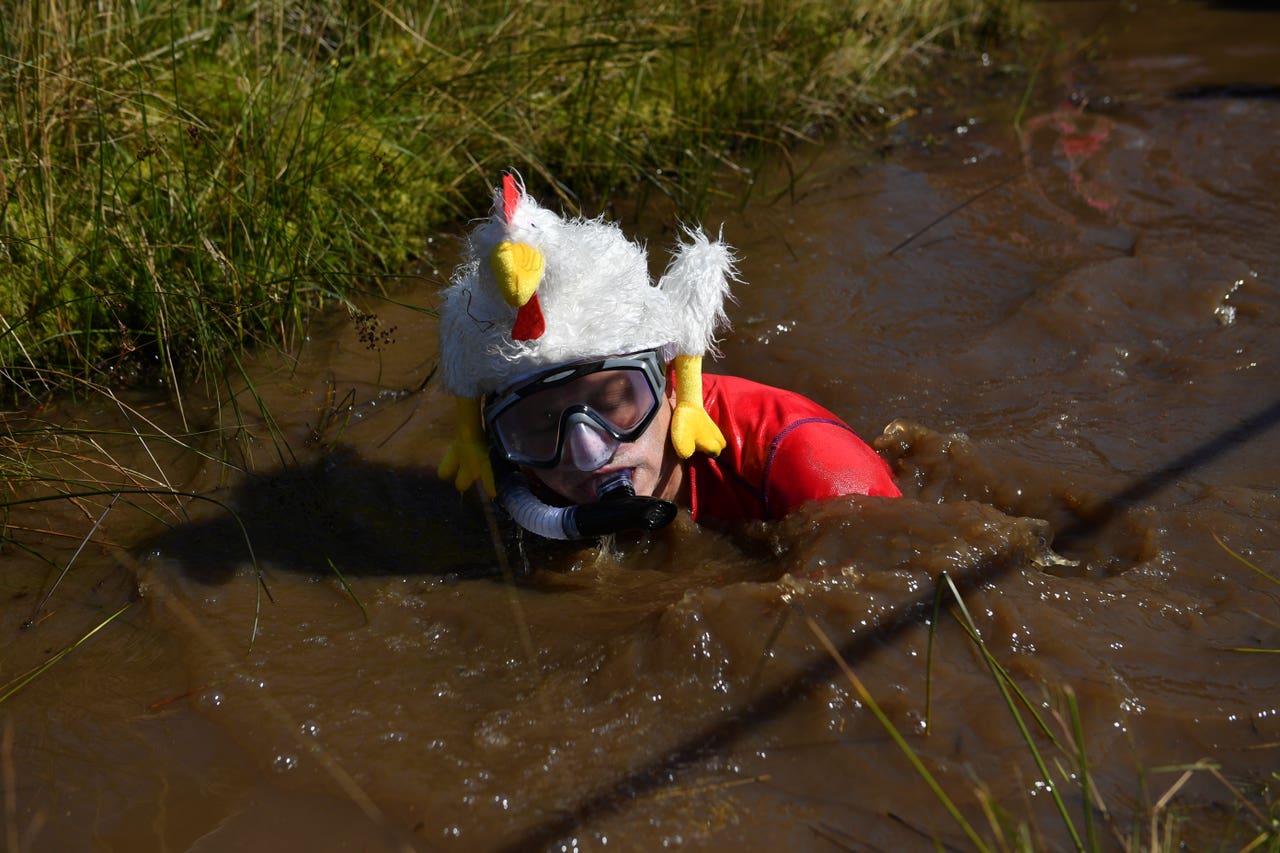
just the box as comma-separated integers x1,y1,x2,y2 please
572,470,678,538
496,467,677,541
593,469,637,499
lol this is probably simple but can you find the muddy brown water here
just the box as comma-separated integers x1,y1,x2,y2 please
4,2,1279,850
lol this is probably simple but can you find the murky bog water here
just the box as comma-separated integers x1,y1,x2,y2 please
4,2,1279,849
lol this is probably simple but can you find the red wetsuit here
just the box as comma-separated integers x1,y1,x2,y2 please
687,374,900,526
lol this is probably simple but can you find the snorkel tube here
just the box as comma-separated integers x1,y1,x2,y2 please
496,466,677,540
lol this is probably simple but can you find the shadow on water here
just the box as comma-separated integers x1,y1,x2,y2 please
495,395,1280,851
1055,397,1280,553
143,446,501,583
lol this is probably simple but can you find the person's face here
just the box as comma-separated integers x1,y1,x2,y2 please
529,382,682,505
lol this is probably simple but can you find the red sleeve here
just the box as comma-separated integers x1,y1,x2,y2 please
764,418,901,517
690,375,900,525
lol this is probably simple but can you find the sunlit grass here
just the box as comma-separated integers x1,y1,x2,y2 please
1,0,1027,403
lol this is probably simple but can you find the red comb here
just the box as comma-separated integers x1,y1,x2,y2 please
501,173,518,223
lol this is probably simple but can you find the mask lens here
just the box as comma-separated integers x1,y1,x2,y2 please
489,358,662,467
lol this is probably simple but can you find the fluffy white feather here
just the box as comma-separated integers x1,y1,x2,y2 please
659,226,739,357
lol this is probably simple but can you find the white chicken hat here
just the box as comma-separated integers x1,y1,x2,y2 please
438,173,738,496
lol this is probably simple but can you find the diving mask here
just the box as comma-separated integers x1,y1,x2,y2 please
483,349,666,469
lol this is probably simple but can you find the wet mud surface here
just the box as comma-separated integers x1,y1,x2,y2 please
4,2,1279,850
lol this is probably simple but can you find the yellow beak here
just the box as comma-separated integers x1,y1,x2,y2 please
490,240,544,308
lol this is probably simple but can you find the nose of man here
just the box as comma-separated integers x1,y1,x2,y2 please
564,420,617,471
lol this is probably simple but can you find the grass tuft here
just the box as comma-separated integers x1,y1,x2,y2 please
1,0,1027,402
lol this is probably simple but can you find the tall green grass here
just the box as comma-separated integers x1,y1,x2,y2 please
0,0,1025,402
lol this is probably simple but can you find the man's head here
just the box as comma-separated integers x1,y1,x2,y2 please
435,173,734,537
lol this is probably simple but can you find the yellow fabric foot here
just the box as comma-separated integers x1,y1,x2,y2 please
670,354,726,458
437,397,496,496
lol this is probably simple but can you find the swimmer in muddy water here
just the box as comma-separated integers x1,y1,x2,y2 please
437,173,899,540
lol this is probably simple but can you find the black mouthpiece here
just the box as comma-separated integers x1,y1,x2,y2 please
572,493,678,537
569,472,676,537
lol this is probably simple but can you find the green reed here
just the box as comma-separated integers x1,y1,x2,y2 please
797,598,993,851
940,571,1089,851
0,601,134,705
874,569,1278,852
0,366,265,640
0,0,1025,403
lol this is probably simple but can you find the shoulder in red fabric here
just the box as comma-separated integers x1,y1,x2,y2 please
686,374,899,525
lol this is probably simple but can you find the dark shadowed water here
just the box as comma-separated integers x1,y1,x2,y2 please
4,2,1278,850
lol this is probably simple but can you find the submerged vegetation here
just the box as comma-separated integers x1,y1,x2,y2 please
0,0,1025,402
